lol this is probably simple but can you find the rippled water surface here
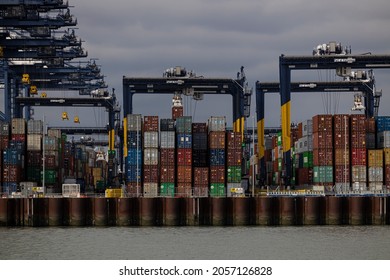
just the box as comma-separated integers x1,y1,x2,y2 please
1,226,389,260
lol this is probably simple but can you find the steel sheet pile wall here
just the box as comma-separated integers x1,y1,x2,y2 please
334,115,350,191
208,117,226,197
126,114,143,196
160,119,176,197
192,122,209,197
3,118,26,194
176,116,192,197
226,132,242,196
143,116,159,197
312,115,333,189
351,115,367,191
294,120,313,187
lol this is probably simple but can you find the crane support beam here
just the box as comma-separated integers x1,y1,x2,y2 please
279,53,390,187
48,127,109,135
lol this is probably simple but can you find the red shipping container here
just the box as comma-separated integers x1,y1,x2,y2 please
3,164,23,182
333,114,350,131
210,166,225,183
172,106,183,120
27,151,42,166
384,165,390,185
160,165,175,182
272,136,277,149
351,132,366,148
264,149,272,162
313,148,333,166
365,118,376,133
143,116,159,132
313,131,333,149
177,148,192,165
296,168,313,185
176,183,192,197
160,148,175,165
177,165,192,183
312,115,333,133
209,131,225,149
0,135,9,150
143,165,159,183
351,148,367,166
11,134,26,142
227,132,242,149
334,132,350,149
45,155,57,169
335,165,350,183
193,186,209,197
297,122,303,139
194,167,209,185
350,115,366,132
126,182,142,197
227,149,242,166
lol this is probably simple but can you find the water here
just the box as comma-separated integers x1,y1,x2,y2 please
0,226,389,260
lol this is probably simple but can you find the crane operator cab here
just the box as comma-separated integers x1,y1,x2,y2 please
74,116,80,124
40,92,47,98
62,111,69,120
351,94,365,111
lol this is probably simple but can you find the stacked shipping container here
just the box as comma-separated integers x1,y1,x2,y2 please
226,132,242,196
26,120,42,188
192,122,209,197
143,116,159,197
160,119,176,197
351,115,367,191
208,117,226,196
334,115,350,191
294,119,313,186
126,114,143,196
176,116,192,196
0,121,10,190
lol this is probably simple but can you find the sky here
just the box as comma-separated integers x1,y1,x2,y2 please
7,0,390,129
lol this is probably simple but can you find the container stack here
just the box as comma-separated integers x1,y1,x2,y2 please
126,114,143,196
294,119,313,187
366,118,376,149
334,114,350,191
192,123,209,197
176,116,192,197
160,119,176,197
384,148,390,189
0,121,10,190
3,118,26,194
351,115,367,191
143,116,159,197
208,117,226,197
226,132,242,196
43,129,61,192
368,149,383,191
26,120,43,187
312,115,333,189
271,135,282,185
264,136,274,185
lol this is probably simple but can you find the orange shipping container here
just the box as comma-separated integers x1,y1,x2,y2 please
368,150,383,167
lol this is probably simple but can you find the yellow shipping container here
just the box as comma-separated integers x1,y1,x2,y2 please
105,188,123,198
92,167,102,177
384,148,390,165
368,149,383,167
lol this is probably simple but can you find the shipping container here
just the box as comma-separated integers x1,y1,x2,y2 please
376,116,390,132
192,149,208,167
47,129,62,139
192,123,207,133
172,106,183,120
351,148,366,166
143,131,159,148
176,116,192,133
366,133,376,149
334,148,350,166
368,149,383,167
366,118,376,133
192,133,208,150
143,116,159,132
143,183,158,197
177,165,192,183
313,131,333,149
127,131,142,148
177,148,192,165
295,135,313,153
160,131,175,148
227,149,242,166
0,122,9,136
44,136,59,151
351,165,367,182
312,115,332,133
11,134,26,143
11,118,26,135
333,114,349,131
177,134,192,149
2,182,18,194
296,168,313,185
0,135,9,150
209,131,225,149
227,132,242,149
160,148,175,165
368,182,383,191
209,149,225,166
210,183,225,197
313,166,333,183
27,151,42,166
160,183,175,197
27,134,42,151
3,164,23,182
313,148,333,166
26,166,41,182
301,151,313,168
377,131,390,148
194,167,209,185
127,149,142,166
143,165,159,182
368,167,383,182
302,119,313,137
160,165,175,182
334,165,350,183
208,116,226,132
125,165,142,182
42,169,57,184
351,131,366,148
210,166,225,183
227,166,241,183
160,119,175,132
385,148,390,165
176,183,192,197
143,148,159,165
27,120,43,134
127,114,142,131
193,186,208,197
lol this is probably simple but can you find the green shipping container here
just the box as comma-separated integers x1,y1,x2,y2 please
210,183,225,197
303,151,313,168
313,166,333,183
160,183,175,197
278,158,283,171
27,166,41,183
227,166,241,183
41,169,57,184
277,132,282,146
96,180,106,192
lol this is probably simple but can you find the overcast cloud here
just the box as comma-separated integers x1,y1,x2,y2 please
29,0,390,128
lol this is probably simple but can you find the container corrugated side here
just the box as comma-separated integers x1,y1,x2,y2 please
127,114,143,131
143,116,159,132
177,134,192,149
208,116,226,132
176,116,192,133
0,122,9,136
143,183,158,197
194,167,209,185
377,131,390,148
352,165,367,182
302,119,313,137
143,165,159,183
209,149,225,166
47,129,62,138
160,131,175,148
368,167,383,182
160,148,175,165
177,148,192,165
160,183,175,197
160,119,175,131
192,133,208,150
209,131,225,149
143,148,159,165
11,118,26,135
27,120,43,134
160,165,175,182
313,166,333,183
368,149,383,167
210,183,225,197
312,115,332,133
27,134,42,151
143,131,159,148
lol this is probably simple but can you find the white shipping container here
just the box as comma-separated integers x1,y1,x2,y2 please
47,129,62,139
11,118,26,134
143,131,159,148
27,134,42,151
143,183,158,197
44,136,58,151
62,184,81,197
352,165,367,182
144,148,159,165
377,131,390,148
208,116,226,132
127,114,142,131
160,131,175,148
302,119,313,137
0,122,9,136
352,182,367,191
368,167,383,182
27,120,43,134
368,182,383,191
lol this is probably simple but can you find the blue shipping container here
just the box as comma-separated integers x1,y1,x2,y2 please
127,131,143,148
177,134,192,149
125,164,142,182
127,149,142,165
2,182,18,194
3,148,23,165
376,116,390,132
209,149,225,166
9,140,25,152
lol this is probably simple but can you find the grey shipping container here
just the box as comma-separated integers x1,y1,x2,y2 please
27,120,43,134
160,131,175,148
143,131,159,148
208,116,226,132
127,114,142,131
143,183,159,197
11,118,26,134
144,148,159,165
377,131,390,148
